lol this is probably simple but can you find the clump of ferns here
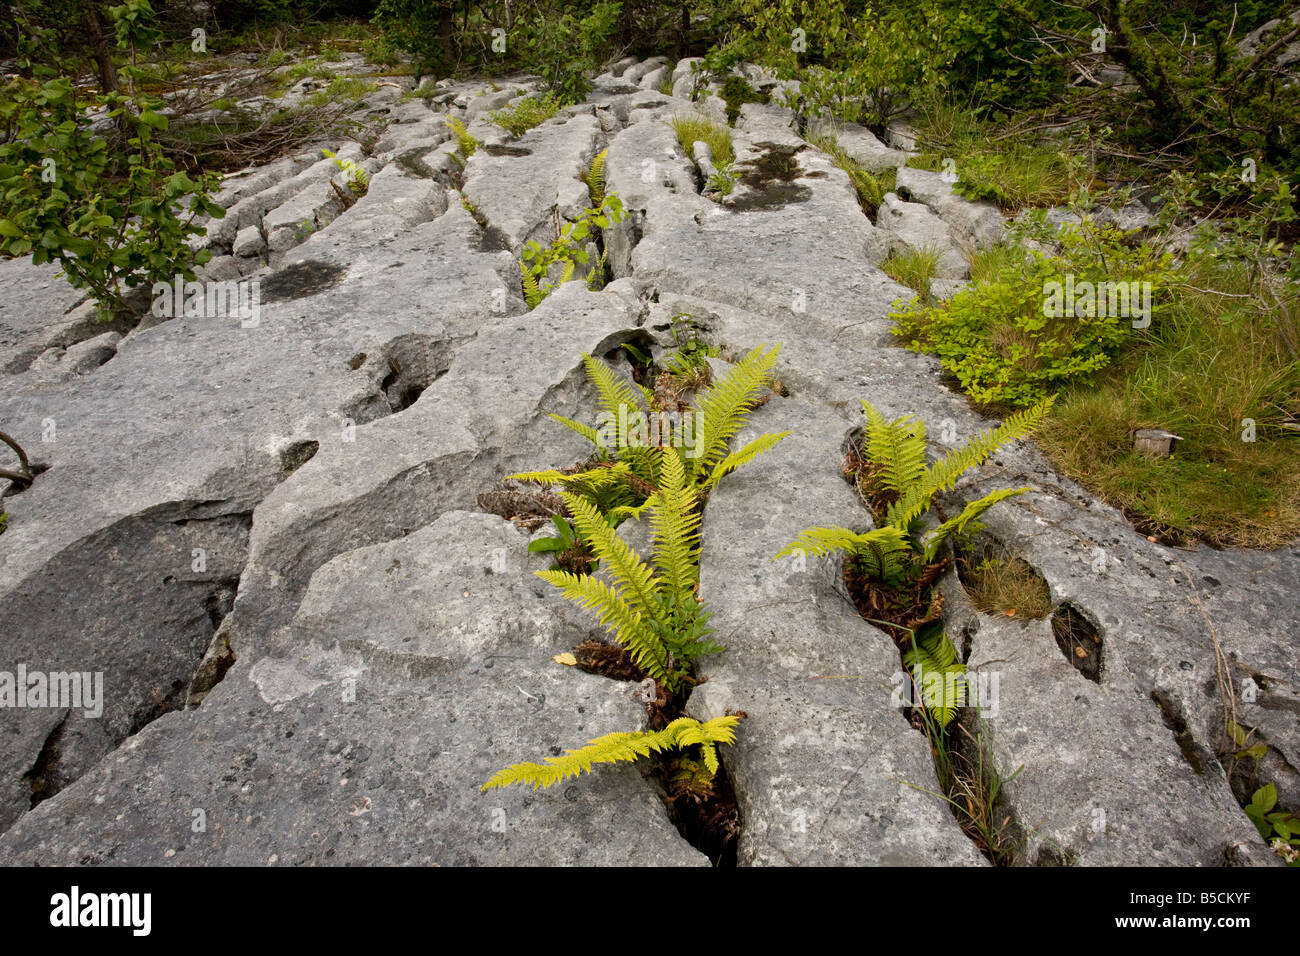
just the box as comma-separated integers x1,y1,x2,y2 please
485,346,789,792
776,399,1050,728
483,448,742,792
512,343,788,554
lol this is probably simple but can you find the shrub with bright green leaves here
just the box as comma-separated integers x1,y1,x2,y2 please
0,76,222,317
520,194,625,307
891,220,1180,409
375,0,621,104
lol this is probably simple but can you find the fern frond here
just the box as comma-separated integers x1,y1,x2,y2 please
774,524,909,561
445,116,479,158
507,463,630,494
920,487,1027,564
482,728,674,791
506,468,571,485
563,491,661,620
521,261,542,309
558,258,576,287
581,352,645,424
693,343,781,473
547,413,609,451
886,399,1051,529
582,148,608,205
701,430,790,491
482,714,740,791
861,400,927,499
534,568,670,683
649,450,702,604
903,626,966,729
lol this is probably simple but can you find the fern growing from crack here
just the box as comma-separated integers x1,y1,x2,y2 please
483,715,740,791
485,449,739,792
901,621,967,729
581,148,607,205
777,398,1051,573
535,448,721,692
445,116,479,159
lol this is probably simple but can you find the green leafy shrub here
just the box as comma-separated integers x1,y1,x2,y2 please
1243,783,1300,865
519,194,625,307
487,92,563,136
715,1,942,133
891,220,1179,409
509,1,622,104
0,76,222,317
706,162,738,196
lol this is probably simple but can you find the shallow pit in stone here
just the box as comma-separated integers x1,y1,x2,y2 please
1051,602,1103,682
481,144,532,157
956,536,1052,620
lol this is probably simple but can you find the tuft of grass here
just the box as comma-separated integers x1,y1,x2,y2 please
719,74,767,124
268,59,338,97
488,93,563,137
967,242,1027,285
959,547,1053,619
907,97,1089,211
303,75,376,108
882,245,941,300
807,133,895,218
1037,262,1300,548
906,703,1024,866
669,113,734,169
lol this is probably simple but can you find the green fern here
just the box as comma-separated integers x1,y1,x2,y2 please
778,400,1050,585
581,149,608,205
901,622,966,730
520,261,542,309
446,116,479,158
482,715,740,790
535,448,722,692
884,399,1054,533
321,147,369,196
775,525,913,588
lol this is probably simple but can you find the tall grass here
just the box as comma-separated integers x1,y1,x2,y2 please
807,132,896,218
669,113,735,168
1039,260,1300,547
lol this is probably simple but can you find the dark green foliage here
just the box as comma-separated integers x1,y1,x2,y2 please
0,75,222,318
719,74,766,124
891,220,1180,409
